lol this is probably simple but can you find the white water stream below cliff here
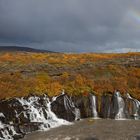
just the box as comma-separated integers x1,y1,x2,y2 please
0,92,140,139
114,91,126,120
17,96,71,130
0,95,71,140
90,94,98,118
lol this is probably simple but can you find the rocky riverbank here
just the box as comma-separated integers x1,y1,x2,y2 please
0,91,140,139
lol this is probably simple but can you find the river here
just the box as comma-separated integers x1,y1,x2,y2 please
22,119,140,140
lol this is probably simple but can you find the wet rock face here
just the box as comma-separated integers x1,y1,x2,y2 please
0,92,139,139
0,96,49,124
72,95,92,118
0,99,28,125
110,92,128,119
0,94,70,139
125,93,140,119
100,94,112,118
100,92,140,120
72,94,98,118
0,123,24,140
19,123,42,134
51,94,80,121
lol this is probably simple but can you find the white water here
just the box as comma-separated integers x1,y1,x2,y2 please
90,94,98,118
0,121,18,140
0,92,139,139
0,113,4,118
42,96,71,130
126,93,140,119
17,96,47,122
114,91,126,120
74,108,81,121
17,96,70,130
63,95,81,120
0,95,71,140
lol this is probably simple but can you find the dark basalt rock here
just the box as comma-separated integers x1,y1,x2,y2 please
99,92,140,119
72,95,92,118
0,125,24,140
51,94,76,121
110,92,127,119
0,95,54,139
1,95,49,124
0,91,139,139
0,99,19,123
100,94,112,118
125,94,140,119
72,93,98,118
19,123,42,134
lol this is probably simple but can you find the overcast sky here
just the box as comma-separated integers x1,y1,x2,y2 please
0,0,140,52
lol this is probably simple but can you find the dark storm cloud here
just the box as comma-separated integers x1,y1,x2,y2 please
0,0,140,52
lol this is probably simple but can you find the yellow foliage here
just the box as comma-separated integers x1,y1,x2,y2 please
0,52,139,99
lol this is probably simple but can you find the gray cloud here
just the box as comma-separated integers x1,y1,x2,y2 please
0,0,140,52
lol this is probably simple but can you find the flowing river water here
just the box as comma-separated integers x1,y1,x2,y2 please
22,119,140,140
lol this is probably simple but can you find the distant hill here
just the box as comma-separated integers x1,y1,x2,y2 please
0,46,53,53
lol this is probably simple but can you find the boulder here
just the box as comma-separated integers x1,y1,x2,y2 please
51,94,79,121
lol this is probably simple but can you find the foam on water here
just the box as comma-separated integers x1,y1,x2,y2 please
0,94,71,139
0,121,19,140
16,95,71,130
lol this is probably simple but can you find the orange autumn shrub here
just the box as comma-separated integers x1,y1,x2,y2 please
0,52,139,99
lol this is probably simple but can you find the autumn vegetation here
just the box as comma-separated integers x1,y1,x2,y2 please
0,52,140,99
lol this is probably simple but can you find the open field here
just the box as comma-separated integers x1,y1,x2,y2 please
0,52,140,99
22,119,140,140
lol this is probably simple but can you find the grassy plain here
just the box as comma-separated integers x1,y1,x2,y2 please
0,52,140,99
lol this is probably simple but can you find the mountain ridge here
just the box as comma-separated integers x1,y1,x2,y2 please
0,46,53,53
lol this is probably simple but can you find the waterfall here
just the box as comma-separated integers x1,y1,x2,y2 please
126,93,140,119
63,95,81,121
17,96,70,130
114,91,126,120
41,97,70,130
74,108,81,121
0,121,19,140
0,92,140,139
17,96,47,122
0,95,71,139
90,94,98,118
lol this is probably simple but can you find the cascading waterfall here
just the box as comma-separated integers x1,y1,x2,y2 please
0,91,140,139
114,91,126,120
17,96,47,122
126,93,140,119
0,95,70,139
74,108,81,121
90,94,98,118
40,96,70,130
0,121,19,140
64,94,81,120
17,96,70,130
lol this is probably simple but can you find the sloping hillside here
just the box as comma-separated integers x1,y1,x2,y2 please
0,46,53,53
0,52,140,99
